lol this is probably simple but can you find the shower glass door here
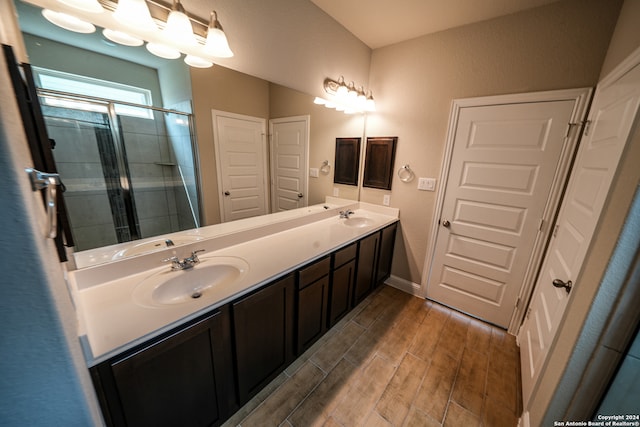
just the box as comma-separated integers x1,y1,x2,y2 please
39,91,200,252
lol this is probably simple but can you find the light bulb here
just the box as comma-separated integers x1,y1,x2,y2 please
184,55,213,68
163,1,197,46
113,0,156,33
42,9,95,33
103,29,143,47
203,11,233,58
146,42,180,59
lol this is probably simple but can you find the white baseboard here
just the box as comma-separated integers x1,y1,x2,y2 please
384,274,422,296
518,411,530,427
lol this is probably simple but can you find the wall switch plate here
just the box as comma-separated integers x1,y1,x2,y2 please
383,194,391,206
333,187,339,196
309,168,319,178
418,177,436,191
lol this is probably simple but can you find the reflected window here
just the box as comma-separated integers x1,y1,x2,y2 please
33,67,154,119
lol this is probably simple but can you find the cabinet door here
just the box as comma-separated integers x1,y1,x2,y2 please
353,232,380,305
376,223,397,287
329,258,355,327
233,274,295,403
297,275,330,354
93,308,233,427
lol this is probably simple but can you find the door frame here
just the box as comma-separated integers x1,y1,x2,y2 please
211,110,268,222
421,88,592,333
268,115,310,212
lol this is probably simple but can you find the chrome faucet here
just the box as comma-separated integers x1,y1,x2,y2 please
339,210,355,219
163,249,205,271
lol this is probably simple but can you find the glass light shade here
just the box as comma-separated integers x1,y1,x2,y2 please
313,97,327,105
58,0,103,13
42,9,95,33
366,96,376,112
103,29,143,46
163,2,197,46
146,42,181,59
113,0,156,32
336,82,348,96
204,28,233,58
184,55,213,68
203,12,233,58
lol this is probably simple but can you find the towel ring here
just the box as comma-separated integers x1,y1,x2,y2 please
398,164,415,182
320,160,331,174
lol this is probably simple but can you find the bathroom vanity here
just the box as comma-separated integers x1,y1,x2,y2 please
68,200,398,426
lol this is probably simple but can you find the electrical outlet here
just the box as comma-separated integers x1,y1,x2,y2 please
383,194,391,206
418,177,436,191
309,168,319,178
333,187,339,196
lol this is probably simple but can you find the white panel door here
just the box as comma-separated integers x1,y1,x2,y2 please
427,100,576,328
269,116,309,212
519,62,640,407
212,111,268,222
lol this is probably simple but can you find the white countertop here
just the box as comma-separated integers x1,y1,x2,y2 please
70,202,398,366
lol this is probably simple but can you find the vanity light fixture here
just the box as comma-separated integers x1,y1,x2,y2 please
58,0,103,13
315,77,376,114
27,0,234,69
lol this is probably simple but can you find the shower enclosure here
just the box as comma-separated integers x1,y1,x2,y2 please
38,89,201,252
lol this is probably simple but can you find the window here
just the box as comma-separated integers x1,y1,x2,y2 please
33,67,154,119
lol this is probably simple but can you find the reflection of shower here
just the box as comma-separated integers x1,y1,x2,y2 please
38,89,200,252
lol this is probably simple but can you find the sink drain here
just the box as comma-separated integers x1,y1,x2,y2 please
191,291,202,299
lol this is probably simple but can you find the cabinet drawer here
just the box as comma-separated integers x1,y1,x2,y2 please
333,243,357,268
298,257,330,288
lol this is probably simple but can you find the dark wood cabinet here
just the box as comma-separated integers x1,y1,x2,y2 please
376,223,397,287
329,243,357,327
90,306,235,427
232,274,295,404
296,257,330,354
90,221,398,426
353,232,380,305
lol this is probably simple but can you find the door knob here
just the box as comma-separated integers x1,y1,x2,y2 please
442,220,451,228
552,279,573,294
224,191,230,196
297,193,303,198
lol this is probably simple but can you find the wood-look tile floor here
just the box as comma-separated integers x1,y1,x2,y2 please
222,285,522,427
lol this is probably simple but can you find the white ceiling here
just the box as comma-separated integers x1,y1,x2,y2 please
310,0,563,49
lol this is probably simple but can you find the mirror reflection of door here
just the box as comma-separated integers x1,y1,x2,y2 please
212,110,268,222
269,116,309,212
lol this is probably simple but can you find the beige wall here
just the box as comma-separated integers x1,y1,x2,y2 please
365,0,623,285
190,66,270,225
527,0,640,423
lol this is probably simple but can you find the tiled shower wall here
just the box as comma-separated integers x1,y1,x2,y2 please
120,112,196,239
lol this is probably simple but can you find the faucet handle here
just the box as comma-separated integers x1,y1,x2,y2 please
189,249,205,262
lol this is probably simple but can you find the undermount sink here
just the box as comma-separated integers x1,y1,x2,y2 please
133,257,249,308
341,216,374,228
113,236,203,259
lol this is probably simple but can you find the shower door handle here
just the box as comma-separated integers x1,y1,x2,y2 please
26,168,61,238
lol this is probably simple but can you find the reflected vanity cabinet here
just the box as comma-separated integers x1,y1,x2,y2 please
90,221,398,426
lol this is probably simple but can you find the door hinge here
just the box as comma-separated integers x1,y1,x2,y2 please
567,120,592,137
583,119,592,136
515,297,521,309
525,307,532,319
538,218,544,232
553,224,560,237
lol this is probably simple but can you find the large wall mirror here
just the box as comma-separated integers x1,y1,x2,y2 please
13,0,367,260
